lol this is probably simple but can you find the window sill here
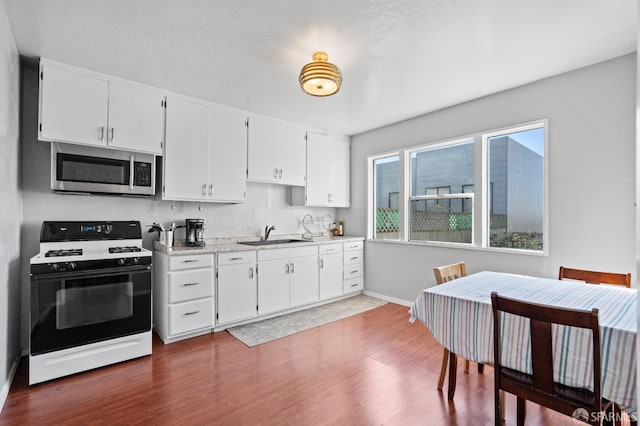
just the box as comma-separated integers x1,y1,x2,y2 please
366,238,547,257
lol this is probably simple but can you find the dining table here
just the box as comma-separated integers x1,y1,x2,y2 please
409,271,638,414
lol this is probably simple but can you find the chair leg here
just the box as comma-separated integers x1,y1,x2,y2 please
499,391,505,420
478,363,485,374
494,386,501,426
448,352,457,401
437,348,449,391
464,359,470,373
516,397,526,426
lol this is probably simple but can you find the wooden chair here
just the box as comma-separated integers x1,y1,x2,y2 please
558,266,631,288
433,262,483,395
491,292,612,426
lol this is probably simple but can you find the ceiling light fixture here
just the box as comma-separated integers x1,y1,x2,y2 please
299,51,342,97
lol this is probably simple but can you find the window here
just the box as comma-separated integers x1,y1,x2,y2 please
486,126,545,250
409,141,474,244
372,154,400,240
368,120,547,253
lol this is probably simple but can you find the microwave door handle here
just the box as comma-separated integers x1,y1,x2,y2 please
129,156,134,190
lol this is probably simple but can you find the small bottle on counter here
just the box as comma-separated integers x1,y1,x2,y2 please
337,219,344,236
331,222,337,236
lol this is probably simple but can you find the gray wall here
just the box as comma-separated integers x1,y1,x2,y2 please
0,0,22,405
19,66,337,348
339,54,636,303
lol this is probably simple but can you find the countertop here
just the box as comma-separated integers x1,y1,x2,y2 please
153,235,364,256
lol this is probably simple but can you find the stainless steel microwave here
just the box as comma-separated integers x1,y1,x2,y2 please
51,143,156,196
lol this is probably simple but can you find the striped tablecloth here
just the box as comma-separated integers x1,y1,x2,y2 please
409,271,638,413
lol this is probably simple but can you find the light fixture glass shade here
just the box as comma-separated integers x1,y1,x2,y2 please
299,51,342,97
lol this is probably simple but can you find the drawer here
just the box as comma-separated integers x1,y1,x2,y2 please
343,250,363,266
344,263,363,280
168,298,213,336
344,277,364,293
218,251,256,266
168,254,213,271
258,245,318,262
319,243,342,255
343,240,363,252
168,269,214,303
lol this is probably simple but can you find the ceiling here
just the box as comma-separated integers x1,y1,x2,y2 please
3,0,637,136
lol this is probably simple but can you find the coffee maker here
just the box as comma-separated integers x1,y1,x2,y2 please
185,218,206,247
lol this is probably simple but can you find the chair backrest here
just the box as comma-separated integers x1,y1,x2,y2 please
433,262,467,285
558,266,631,288
491,292,602,420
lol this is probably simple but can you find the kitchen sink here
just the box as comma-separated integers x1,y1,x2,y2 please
239,239,307,246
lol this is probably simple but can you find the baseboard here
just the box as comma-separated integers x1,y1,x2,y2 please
363,290,413,307
0,349,22,413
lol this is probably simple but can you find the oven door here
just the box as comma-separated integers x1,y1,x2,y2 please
30,264,151,355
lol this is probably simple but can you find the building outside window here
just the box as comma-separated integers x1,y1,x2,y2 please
372,154,400,240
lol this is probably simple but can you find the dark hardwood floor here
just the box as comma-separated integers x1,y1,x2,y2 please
0,303,614,425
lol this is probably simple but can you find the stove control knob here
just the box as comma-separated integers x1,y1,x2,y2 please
49,263,59,272
68,262,77,270
117,258,126,266
132,257,139,265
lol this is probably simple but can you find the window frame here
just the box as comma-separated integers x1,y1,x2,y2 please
367,119,548,255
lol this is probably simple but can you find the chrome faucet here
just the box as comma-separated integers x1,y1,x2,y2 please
264,225,275,240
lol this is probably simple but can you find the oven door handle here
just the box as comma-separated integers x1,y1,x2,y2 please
31,264,151,281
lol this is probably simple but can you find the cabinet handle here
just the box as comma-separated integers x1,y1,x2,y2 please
183,259,199,263
184,310,200,316
249,267,254,279
278,169,283,179
285,263,289,274
274,168,278,178
99,126,105,142
328,193,333,203
350,256,359,261
182,282,199,287
326,248,335,252
350,270,359,274
350,282,359,288
202,184,207,196
320,259,324,268
208,183,213,196
290,262,294,273
229,257,244,261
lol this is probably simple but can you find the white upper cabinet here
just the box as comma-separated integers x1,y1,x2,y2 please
247,116,306,186
292,133,350,207
107,81,165,154
38,60,164,154
163,95,247,203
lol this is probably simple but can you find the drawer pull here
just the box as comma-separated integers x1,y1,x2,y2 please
350,270,359,274
326,248,335,251
290,262,295,274
350,282,359,287
184,310,200,316
320,259,324,268
229,257,244,261
249,267,254,279
182,282,199,287
350,245,359,248
183,259,199,263
350,256,359,261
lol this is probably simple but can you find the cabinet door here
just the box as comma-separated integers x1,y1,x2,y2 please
163,96,210,200
277,125,306,186
208,108,247,202
289,255,319,307
319,253,343,300
305,133,350,207
39,65,108,146
107,82,164,154
257,259,290,315
217,263,257,325
247,116,280,182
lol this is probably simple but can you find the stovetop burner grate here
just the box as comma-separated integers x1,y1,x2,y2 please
45,249,83,258
108,246,142,254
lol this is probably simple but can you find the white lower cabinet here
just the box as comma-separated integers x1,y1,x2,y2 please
216,251,257,325
319,244,344,300
154,252,215,343
257,246,319,314
343,241,364,293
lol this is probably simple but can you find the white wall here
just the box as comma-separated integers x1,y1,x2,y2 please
341,54,637,303
0,0,22,408
19,66,337,348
